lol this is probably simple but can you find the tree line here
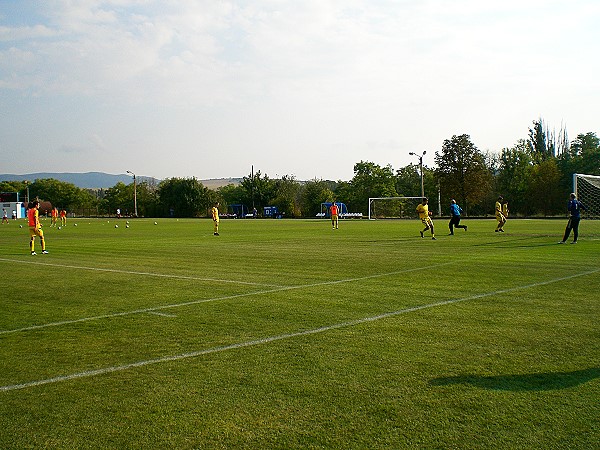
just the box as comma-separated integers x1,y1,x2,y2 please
2,120,598,218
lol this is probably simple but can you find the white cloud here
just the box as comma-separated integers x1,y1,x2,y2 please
0,0,599,180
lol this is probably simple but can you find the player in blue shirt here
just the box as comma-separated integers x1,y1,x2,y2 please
448,199,467,235
559,193,586,244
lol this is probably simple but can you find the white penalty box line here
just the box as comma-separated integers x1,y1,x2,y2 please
1,267,598,392
0,261,457,335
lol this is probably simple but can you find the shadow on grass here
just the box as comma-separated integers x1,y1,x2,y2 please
429,367,600,391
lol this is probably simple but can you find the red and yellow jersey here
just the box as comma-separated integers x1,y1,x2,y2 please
51,208,58,218
416,203,429,220
28,208,39,228
330,204,338,216
60,210,66,218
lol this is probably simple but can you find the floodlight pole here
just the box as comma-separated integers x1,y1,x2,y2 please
24,180,30,204
409,151,426,199
126,170,138,217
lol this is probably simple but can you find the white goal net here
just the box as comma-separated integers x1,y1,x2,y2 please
368,197,423,220
574,173,600,219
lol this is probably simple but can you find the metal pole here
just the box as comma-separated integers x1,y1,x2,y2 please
133,174,137,217
409,151,426,198
127,171,138,217
420,156,425,199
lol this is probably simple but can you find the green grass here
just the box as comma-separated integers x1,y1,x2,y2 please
1,216,599,449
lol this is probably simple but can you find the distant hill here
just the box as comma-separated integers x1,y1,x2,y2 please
0,172,241,189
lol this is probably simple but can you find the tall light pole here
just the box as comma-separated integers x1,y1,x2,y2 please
126,170,138,217
24,180,30,204
409,151,426,199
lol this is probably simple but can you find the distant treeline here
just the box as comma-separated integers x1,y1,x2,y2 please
2,121,598,218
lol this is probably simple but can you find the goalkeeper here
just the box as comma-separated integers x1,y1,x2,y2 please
416,197,436,240
559,193,586,244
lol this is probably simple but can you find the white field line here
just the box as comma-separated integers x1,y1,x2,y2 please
1,268,597,393
146,311,177,318
0,257,283,288
0,262,455,335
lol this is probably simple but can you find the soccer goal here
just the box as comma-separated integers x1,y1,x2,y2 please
368,197,423,220
574,173,600,219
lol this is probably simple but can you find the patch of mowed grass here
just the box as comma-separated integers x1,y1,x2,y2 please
0,217,598,449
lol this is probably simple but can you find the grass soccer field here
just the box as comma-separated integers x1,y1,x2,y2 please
1,216,599,449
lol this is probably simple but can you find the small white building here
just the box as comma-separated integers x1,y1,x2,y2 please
2,202,25,219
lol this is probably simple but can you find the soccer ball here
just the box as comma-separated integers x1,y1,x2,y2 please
115,224,119,228
74,223,78,227
154,222,157,225
19,225,23,228
58,227,61,230
126,225,129,228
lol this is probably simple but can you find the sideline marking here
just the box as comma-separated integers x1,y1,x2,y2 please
0,257,283,288
0,262,455,335
147,311,177,318
1,268,597,392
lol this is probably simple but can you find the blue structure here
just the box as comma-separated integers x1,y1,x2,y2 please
228,204,247,218
263,206,279,218
320,202,347,218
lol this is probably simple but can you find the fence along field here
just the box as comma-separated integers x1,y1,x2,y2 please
0,217,598,448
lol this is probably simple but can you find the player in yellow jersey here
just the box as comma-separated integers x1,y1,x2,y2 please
211,202,220,236
416,197,436,240
28,201,48,255
495,195,506,232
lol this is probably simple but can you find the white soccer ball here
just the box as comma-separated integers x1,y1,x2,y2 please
154,221,157,225
58,226,61,230
126,225,129,228
19,225,23,228
115,224,119,228
74,223,78,227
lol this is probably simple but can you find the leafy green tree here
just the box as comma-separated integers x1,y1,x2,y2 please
101,182,132,215
0,181,26,193
239,170,275,212
497,140,533,216
528,118,555,162
568,132,600,175
157,177,213,217
271,175,302,217
346,161,397,214
556,131,599,200
134,180,160,217
30,178,94,210
217,183,246,215
527,159,563,215
435,134,492,215
394,164,420,197
300,179,335,217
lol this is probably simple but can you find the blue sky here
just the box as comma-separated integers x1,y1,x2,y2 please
1,0,598,181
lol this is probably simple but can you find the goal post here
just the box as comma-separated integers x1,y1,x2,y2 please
368,197,423,220
573,173,600,219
